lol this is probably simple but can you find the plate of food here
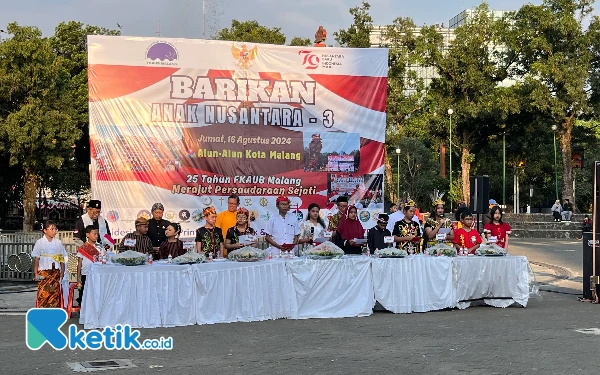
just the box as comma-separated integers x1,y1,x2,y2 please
476,244,507,256
173,251,206,264
374,248,408,258
112,250,147,266
304,241,344,259
428,244,458,257
228,246,265,262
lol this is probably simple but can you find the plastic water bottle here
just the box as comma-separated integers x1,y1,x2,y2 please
147,253,153,265
268,249,272,260
167,254,173,264
208,252,213,262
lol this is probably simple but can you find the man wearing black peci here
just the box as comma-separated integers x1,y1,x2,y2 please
73,200,112,248
367,214,392,253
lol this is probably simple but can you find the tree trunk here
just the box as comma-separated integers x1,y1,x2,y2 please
440,143,446,179
23,168,39,232
384,152,396,204
461,147,471,206
559,120,575,209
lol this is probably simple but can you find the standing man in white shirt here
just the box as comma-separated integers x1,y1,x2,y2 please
265,195,300,256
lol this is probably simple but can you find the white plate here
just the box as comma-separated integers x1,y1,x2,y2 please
211,258,228,262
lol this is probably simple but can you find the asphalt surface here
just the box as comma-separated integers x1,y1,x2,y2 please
1,239,598,375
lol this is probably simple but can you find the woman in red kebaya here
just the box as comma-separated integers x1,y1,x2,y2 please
483,206,512,250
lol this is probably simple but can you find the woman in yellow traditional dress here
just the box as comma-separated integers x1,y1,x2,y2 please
32,220,68,308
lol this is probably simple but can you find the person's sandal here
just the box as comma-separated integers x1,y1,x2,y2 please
578,297,594,303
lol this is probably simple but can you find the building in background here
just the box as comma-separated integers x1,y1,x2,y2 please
370,8,515,94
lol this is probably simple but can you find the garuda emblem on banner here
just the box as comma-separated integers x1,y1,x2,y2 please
231,43,258,70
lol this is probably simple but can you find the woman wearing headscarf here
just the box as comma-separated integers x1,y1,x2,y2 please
333,205,365,254
148,202,170,253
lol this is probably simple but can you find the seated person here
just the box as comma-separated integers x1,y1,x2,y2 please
118,217,154,255
224,208,257,255
367,214,392,253
159,223,186,259
333,206,364,254
483,206,511,249
452,210,482,254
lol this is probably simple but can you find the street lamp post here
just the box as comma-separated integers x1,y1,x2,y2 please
395,147,401,203
503,131,506,207
448,109,453,209
551,125,558,200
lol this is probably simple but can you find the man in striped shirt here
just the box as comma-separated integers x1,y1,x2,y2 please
118,217,154,256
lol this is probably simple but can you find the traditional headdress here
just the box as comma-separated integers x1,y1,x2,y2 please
237,207,249,217
430,189,445,207
151,202,164,212
405,194,416,208
276,195,290,205
203,206,216,217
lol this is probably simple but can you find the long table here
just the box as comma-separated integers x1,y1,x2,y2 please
80,255,533,329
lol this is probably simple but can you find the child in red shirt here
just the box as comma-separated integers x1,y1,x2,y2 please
452,210,482,254
483,205,512,249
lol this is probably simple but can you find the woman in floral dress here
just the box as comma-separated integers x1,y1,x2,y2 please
299,203,327,254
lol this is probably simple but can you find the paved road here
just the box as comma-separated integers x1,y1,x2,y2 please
1,239,599,375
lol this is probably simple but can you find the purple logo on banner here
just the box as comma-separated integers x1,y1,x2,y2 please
145,42,178,64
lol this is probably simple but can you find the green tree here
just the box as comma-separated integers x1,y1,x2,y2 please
511,0,595,209
289,36,311,46
334,1,373,48
420,3,519,205
0,23,81,231
46,22,119,201
392,138,444,209
381,17,443,203
215,20,286,45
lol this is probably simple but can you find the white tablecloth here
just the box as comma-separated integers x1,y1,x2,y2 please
286,257,374,319
80,263,196,329
80,255,533,328
453,256,530,308
371,256,456,313
192,260,297,324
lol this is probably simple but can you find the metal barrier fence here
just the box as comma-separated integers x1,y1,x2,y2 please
0,232,279,282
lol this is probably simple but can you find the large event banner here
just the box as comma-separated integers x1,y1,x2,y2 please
88,36,388,238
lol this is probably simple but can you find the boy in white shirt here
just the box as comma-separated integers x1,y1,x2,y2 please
76,226,101,306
